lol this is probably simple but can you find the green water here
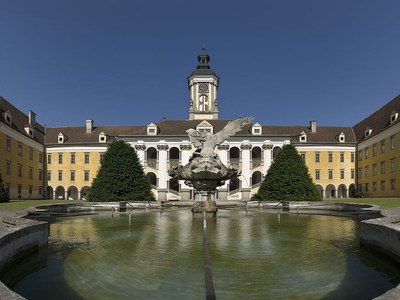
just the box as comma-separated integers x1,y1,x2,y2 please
4,210,400,299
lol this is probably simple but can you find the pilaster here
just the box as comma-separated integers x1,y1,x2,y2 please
240,144,252,189
262,143,273,175
157,145,169,197
135,144,146,165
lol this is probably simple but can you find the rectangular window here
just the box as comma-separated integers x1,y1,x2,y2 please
28,185,32,195
58,153,63,164
18,144,23,156
18,185,22,195
6,137,11,152
58,170,63,181
372,144,377,156
38,186,43,196
390,135,395,150
380,161,386,175
372,164,377,176
391,179,396,191
39,169,43,180
328,169,333,180
48,154,52,164
365,183,369,193
328,152,333,163
18,164,22,177
5,184,10,195
29,147,33,160
85,153,90,164
315,152,320,163
351,152,355,163
28,167,33,179
315,169,320,180
373,182,377,192
70,171,75,181
340,169,344,179
47,171,51,181
300,153,306,162
84,170,90,181
358,150,362,161
351,169,355,179
381,180,386,191
6,160,11,175
365,147,369,159
71,153,76,164
358,168,362,179
39,152,43,163
381,140,385,154
340,152,344,163
390,158,396,173
365,166,369,178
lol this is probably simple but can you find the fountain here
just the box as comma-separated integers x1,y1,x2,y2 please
169,117,253,216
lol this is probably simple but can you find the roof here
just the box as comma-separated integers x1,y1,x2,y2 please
0,96,45,144
353,94,400,143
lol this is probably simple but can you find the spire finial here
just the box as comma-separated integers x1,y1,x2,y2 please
202,43,206,51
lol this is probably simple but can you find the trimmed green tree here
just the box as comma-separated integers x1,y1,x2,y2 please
252,144,321,201
0,172,10,203
89,141,155,202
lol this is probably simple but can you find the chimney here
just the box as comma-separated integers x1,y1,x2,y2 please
86,119,94,133
28,110,36,125
310,120,317,133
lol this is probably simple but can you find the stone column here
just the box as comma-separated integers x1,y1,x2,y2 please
240,144,252,201
217,144,229,200
262,144,273,175
179,144,192,201
134,144,147,166
157,144,169,201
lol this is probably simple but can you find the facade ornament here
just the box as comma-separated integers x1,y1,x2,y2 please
157,144,169,151
262,144,273,150
217,144,229,150
180,144,192,151
240,144,252,150
135,144,147,151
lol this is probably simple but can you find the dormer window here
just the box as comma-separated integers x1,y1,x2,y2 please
99,131,107,143
24,125,34,138
338,132,345,143
252,122,262,135
58,132,66,143
147,123,158,135
3,111,12,125
390,111,398,124
365,127,372,138
299,131,307,142
196,120,213,134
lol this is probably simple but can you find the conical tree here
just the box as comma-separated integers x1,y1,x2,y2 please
0,172,10,203
89,141,155,202
252,144,321,201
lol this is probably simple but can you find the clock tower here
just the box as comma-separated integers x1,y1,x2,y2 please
188,48,220,120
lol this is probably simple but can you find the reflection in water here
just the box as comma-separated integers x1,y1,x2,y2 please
8,210,400,300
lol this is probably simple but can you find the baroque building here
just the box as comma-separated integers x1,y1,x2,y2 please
1,49,398,200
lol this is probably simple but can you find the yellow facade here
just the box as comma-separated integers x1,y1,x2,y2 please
356,123,400,197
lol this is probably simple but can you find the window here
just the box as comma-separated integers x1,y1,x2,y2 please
84,170,90,181
6,161,11,175
358,168,362,179
340,152,344,163
365,147,369,159
70,171,75,181
391,179,396,191
351,169,355,179
373,182,377,192
390,135,395,150
58,153,63,164
28,186,32,195
254,128,260,134
18,185,22,195
340,169,344,179
365,183,369,192
18,164,22,177
380,161,386,175
315,169,320,180
328,152,333,163
39,169,43,180
28,167,33,179
300,153,306,162
390,158,396,173
85,153,90,164
380,140,385,153
71,153,76,164
365,166,369,177
29,147,33,160
39,152,43,163
328,169,333,180
391,111,398,123
372,164,377,176
47,171,51,181
58,171,63,181
358,150,362,161
351,152,355,163
315,153,320,163
18,144,23,156
48,154,52,164
381,180,386,191
38,186,42,196
372,144,377,156
6,137,11,152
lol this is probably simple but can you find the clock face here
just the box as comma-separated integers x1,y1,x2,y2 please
199,83,208,93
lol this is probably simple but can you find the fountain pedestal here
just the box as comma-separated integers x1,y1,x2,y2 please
192,191,218,216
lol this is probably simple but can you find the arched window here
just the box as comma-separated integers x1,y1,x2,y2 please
169,178,180,192
146,147,157,168
252,171,262,186
273,146,282,160
169,147,180,167
146,172,157,187
229,178,240,192
252,147,262,168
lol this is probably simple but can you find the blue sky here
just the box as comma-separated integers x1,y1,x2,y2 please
1,0,400,128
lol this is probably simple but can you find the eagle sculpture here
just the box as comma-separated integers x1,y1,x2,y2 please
186,117,254,158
